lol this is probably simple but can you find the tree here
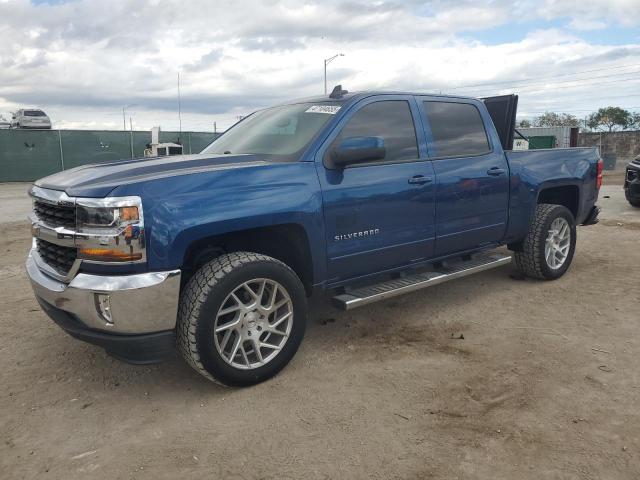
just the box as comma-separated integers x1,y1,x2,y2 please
533,112,581,128
586,107,633,132
518,119,532,128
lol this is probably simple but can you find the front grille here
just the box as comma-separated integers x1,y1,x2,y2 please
34,200,75,229
36,238,77,275
627,169,638,182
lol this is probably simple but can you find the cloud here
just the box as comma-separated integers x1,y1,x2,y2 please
0,0,639,130
235,37,306,52
568,18,608,31
183,49,223,72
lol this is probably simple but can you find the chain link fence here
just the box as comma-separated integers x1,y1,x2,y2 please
578,131,640,172
0,129,219,182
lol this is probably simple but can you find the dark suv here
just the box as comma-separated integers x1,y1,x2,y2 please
625,155,640,207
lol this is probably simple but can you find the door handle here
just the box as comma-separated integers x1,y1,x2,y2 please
408,175,432,185
487,167,506,176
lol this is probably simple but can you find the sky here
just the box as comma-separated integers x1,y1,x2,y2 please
0,0,639,131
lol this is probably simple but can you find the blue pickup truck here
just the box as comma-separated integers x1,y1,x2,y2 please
27,88,602,386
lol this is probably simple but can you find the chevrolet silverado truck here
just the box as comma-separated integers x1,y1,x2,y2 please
26,88,602,386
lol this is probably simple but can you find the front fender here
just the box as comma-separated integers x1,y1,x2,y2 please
111,162,326,284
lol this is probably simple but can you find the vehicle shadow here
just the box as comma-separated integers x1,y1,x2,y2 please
29,263,516,398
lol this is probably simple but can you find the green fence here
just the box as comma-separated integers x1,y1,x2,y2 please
0,129,220,182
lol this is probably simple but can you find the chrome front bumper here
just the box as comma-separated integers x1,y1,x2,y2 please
27,248,181,334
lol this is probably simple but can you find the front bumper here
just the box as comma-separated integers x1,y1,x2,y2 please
624,163,640,201
27,249,181,363
36,298,176,364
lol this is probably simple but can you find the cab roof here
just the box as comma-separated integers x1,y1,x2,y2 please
289,90,479,106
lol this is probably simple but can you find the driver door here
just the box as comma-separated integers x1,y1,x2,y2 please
316,96,436,283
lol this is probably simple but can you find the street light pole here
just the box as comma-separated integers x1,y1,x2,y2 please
324,53,345,95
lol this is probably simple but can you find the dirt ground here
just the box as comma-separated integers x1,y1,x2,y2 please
1,179,639,480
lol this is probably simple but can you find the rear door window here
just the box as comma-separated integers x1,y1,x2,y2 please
423,101,490,158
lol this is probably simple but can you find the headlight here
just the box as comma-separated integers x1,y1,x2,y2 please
77,205,140,231
75,196,145,263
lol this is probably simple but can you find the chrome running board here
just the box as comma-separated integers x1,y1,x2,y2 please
332,252,511,311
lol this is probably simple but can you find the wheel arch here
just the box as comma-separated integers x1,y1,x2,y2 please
536,183,580,220
181,223,315,295
509,183,580,252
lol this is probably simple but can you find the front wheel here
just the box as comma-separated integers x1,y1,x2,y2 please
513,203,577,280
177,252,307,386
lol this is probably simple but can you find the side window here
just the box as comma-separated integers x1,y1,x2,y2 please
424,101,490,158
333,100,418,163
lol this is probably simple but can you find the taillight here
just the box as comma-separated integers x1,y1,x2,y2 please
596,158,603,190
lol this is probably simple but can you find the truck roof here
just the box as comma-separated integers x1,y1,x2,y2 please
289,91,480,105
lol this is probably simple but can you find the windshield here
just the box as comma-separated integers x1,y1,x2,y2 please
201,102,342,157
24,110,46,117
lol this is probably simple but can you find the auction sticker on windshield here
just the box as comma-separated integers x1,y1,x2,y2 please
305,105,341,114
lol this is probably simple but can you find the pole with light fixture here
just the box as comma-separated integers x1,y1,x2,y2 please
324,53,345,95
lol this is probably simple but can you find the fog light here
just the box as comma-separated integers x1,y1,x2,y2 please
95,293,113,325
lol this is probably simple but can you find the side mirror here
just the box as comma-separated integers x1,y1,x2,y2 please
332,136,385,167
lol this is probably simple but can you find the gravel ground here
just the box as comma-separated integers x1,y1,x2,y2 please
1,179,639,479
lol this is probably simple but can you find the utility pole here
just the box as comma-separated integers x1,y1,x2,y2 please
324,53,345,95
177,72,183,143
129,116,134,158
122,104,135,131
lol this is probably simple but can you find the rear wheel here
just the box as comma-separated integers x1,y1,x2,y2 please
177,252,307,386
513,203,576,280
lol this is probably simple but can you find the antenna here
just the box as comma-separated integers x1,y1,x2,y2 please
177,72,183,143
329,84,348,99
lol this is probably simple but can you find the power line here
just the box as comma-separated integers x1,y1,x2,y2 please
448,62,640,91
461,70,640,95
517,94,640,116
463,76,640,98
521,106,640,114
454,71,640,97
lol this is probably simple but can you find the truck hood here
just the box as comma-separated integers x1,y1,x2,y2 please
35,153,271,197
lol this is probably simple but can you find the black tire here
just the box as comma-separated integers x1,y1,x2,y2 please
177,252,307,386
513,203,577,280
627,198,640,208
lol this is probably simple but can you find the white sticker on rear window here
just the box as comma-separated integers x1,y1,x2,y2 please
305,105,341,114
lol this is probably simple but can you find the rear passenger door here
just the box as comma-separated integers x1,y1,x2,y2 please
418,98,509,256
316,96,436,283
